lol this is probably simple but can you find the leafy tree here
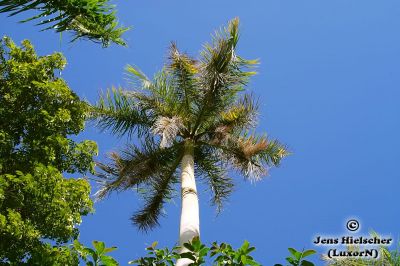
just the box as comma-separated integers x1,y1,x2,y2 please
129,238,261,266
91,18,288,266
0,36,97,263
0,0,129,47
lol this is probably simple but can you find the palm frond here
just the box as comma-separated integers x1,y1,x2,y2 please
125,64,152,89
204,134,289,182
95,137,182,200
219,93,259,130
131,148,182,231
258,138,290,167
192,18,258,134
0,0,128,46
90,87,153,138
195,146,234,212
95,138,182,231
125,66,184,119
197,93,259,143
167,43,199,119
200,17,258,91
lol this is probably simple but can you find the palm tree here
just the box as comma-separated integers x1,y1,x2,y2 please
91,18,288,265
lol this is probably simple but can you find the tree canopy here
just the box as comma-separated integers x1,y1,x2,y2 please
0,37,97,264
0,0,129,47
91,18,288,231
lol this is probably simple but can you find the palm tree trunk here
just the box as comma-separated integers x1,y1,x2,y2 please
176,142,199,266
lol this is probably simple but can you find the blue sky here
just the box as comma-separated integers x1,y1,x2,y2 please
1,0,400,264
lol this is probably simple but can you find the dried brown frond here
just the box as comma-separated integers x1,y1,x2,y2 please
239,136,268,159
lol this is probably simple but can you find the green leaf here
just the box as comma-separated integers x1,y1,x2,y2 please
301,249,316,258
241,254,247,264
288,248,302,260
199,247,209,258
104,247,118,254
286,256,297,265
300,260,315,266
147,241,158,250
241,240,250,251
180,252,196,261
247,247,256,254
191,237,202,251
100,255,119,266
183,242,195,252
93,241,106,254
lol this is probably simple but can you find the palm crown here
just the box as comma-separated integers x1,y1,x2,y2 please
91,18,288,232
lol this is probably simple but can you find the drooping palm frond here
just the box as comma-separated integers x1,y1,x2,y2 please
95,137,181,199
131,150,182,231
195,145,234,212
0,0,128,47
96,137,183,231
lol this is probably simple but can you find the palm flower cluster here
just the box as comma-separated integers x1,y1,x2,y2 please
91,18,289,231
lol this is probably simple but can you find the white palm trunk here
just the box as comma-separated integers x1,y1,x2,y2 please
176,143,200,266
